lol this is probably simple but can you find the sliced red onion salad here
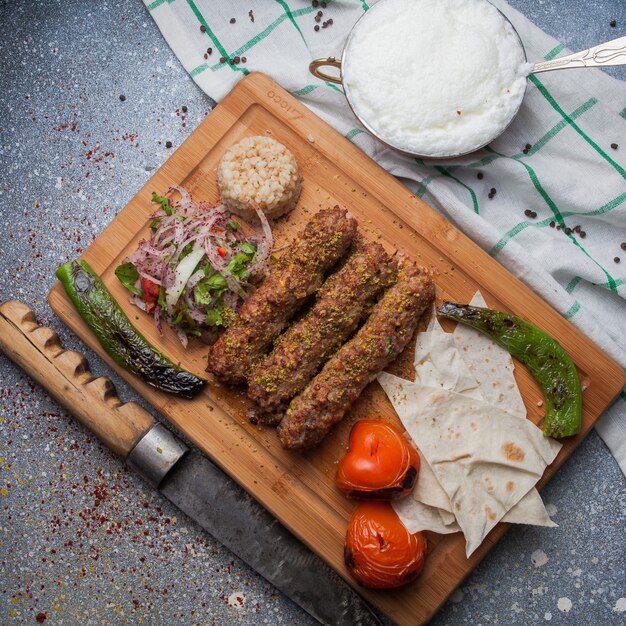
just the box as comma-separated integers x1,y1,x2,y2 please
115,187,273,346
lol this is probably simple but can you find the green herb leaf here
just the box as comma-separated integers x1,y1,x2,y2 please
157,286,167,311
195,282,213,305
239,242,257,257
205,308,224,326
205,273,228,290
226,253,252,279
115,262,142,297
226,220,240,230
151,191,173,216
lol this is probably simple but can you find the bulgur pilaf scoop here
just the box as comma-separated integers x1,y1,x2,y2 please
217,136,302,221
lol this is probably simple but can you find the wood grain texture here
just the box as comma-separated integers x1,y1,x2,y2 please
47,73,625,626
0,301,155,458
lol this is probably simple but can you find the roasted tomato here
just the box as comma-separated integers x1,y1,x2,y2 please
344,501,427,589
336,420,420,500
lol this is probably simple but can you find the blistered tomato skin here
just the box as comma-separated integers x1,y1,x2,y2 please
344,501,427,589
336,420,420,500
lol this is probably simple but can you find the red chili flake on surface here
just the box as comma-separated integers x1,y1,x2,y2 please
611,143,618,150
456,110,461,116
217,247,228,257
36,613,47,623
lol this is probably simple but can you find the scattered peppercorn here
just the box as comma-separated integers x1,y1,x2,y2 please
233,56,241,64
614,257,621,263
313,0,319,6
314,24,320,31
315,14,321,22
611,143,618,150
477,172,484,179
230,18,236,24
488,187,497,199
621,243,626,251
229,58,235,65
200,25,206,33
220,56,226,63
524,209,532,217
165,141,173,149
249,10,254,22
556,224,562,231
241,56,247,63
580,231,586,238
565,227,572,235
610,19,617,27
328,18,333,25
207,47,213,55
574,225,581,233
182,105,187,113
119,94,126,102
549,221,555,228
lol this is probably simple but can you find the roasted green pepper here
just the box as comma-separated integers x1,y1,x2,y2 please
437,302,582,438
56,259,205,399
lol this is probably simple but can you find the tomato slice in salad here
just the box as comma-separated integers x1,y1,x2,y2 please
141,277,160,314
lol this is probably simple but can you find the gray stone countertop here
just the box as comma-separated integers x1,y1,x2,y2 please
1,1,624,625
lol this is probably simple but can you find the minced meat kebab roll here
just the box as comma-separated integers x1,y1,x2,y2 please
277,260,435,449
247,240,397,422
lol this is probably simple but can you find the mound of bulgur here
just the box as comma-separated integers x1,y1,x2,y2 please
216,136,302,221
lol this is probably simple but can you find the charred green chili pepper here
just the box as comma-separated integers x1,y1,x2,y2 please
437,302,582,438
56,259,205,399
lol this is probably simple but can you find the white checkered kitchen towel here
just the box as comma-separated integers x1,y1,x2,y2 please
144,0,626,474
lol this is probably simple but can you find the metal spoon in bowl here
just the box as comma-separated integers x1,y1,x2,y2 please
532,35,626,73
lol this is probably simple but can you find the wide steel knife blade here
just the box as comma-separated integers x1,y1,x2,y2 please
0,300,382,626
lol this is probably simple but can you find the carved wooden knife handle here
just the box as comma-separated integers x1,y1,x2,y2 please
0,300,155,458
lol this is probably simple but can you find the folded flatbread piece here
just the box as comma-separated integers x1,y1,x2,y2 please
379,376,561,556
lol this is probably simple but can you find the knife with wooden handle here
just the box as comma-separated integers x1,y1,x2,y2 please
0,300,383,626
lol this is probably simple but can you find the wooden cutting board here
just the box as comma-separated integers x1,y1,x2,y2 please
49,72,625,626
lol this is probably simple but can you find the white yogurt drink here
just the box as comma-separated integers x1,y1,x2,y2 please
342,0,530,157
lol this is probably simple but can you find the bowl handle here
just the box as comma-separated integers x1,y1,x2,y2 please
309,57,342,84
